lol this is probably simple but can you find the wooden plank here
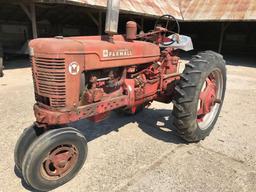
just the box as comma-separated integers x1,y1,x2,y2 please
19,2,32,20
30,2,38,39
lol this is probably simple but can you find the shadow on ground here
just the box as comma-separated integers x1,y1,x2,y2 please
14,107,185,191
72,107,184,144
14,166,44,192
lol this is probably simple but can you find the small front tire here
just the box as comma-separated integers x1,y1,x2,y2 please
14,124,41,172
22,127,88,191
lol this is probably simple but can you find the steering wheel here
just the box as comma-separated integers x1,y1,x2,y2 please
154,14,180,46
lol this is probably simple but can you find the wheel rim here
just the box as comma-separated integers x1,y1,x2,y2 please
197,69,223,130
41,144,79,180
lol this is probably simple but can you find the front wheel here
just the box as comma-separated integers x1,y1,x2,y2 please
22,127,88,191
14,124,41,172
173,51,226,142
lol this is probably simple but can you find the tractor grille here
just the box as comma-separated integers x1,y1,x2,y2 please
33,57,66,108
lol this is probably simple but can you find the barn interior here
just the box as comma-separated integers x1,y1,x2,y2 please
0,1,255,66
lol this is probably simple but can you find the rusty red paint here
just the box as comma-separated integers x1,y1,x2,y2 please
126,21,137,40
197,74,218,122
34,95,129,125
29,25,183,126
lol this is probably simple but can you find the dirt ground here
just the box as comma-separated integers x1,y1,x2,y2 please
0,55,256,192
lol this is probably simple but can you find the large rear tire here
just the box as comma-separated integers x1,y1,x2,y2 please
172,51,226,142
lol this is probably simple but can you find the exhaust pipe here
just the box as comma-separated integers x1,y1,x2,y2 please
105,0,120,35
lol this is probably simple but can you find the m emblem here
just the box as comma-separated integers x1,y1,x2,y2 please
68,62,80,75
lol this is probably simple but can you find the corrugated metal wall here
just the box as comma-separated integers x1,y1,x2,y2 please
182,0,256,21
35,0,256,21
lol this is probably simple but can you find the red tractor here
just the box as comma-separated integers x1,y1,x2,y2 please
14,0,226,191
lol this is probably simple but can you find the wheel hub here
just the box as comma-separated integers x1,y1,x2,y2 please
197,72,222,124
197,77,217,122
41,145,78,179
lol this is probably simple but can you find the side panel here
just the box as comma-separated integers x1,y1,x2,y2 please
83,40,160,70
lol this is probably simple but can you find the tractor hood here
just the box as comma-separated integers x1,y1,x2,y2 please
29,35,160,70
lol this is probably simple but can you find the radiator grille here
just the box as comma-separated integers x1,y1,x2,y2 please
33,57,66,108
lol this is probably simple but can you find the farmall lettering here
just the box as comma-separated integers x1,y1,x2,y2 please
103,48,132,58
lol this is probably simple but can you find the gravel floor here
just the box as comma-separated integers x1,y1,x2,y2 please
0,55,255,192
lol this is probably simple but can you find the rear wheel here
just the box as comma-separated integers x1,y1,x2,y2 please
172,51,226,142
22,127,88,191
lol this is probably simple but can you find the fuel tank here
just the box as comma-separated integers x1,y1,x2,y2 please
29,35,160,71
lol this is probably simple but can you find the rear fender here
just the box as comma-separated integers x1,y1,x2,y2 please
161,35,194,51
